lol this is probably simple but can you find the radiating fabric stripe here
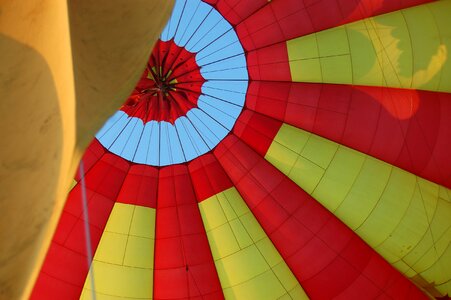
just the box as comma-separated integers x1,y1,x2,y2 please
188,154,234,202
233,109,450,297
245,82,451,189
287,1,451,93
117,164,159,208
242,1,451,89
199,187,309,299
30,153,130,299
214,134,427,299
80,203,156,299
265,122,451,297
153,165,224,299
188,155,308,298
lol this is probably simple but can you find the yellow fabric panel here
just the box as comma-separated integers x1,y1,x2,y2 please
289,156,325,195
287,34,323,83
93,232,128,265
300,135,338,169
287,0,451,92
124,236,154,269
265,123,451,296
334,157,391,230
81,261,153,300
403,4,441,90
290,58,323,83
266,142,299,175
356,168,416,246
255,238,283,268
321,55,353,84
265,127,328,194
287,31,318,60
207,224,242,259
81,293,141,300
81,203,156,300
130,207,156,239
199,188,309,300
215,246,274,287
373,184,433,261
427,2,451,93
104,203,134,234
439,185,451,202
221,270,286,300
239,212,267,242
272,262,303,294
317,26,349,57
312,147,365,212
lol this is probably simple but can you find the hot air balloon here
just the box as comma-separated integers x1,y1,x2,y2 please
29,0,450,299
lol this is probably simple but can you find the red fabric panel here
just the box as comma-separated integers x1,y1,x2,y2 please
214,134,427,299
153,165,224,300
206,0,268,26
74,139,106,182
233,109,282,157
30,244,88,300
30,152,130,300
117,164,158,208
82,153,129,199
188,154,233,202
246,42,292,81
245,81,451,188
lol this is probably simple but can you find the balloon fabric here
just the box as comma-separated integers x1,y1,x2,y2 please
31,0,451,299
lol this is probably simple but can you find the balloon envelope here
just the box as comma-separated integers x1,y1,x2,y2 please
31,0,451,299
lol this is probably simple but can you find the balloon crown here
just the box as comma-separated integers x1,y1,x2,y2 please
122,39,205,124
